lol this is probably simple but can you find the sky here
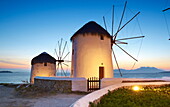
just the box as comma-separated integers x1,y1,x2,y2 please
0,0,170,71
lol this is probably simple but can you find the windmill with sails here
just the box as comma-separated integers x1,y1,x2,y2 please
70,1,144,79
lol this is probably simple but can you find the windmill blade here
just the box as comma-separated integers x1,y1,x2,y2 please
63,52,70,60
65,68,69,77
163,11,170,40
60,63,67,76
58,41,61,57
117,1,127,32
115,43,138,62
162,8,170,12
61,41,67,58
54,49,59,58
115,41,128,44
63,63,69,67
116,36,145,41
113,1,127,39
103,16,107,31
111,5,114,36
56,63,59,75
59,38,63,58
112,49,122,77
113,12,140,41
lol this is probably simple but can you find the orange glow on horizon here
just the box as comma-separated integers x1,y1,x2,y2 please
0,62,30,69
0,62,71,70
0,59,169,71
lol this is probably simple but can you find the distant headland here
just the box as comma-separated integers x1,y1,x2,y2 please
0,71,13,73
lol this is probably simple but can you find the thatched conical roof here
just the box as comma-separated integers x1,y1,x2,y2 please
71,21,111,41
31,52,56,65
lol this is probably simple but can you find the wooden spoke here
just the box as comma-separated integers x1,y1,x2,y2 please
162,8,170,12
58,41,61,57
115,43,138,62
111,5,114,36
113,12,140,41
63,52,70,60
113,1,127,39
117,1,127,31
56,63,59,72
60,63,67,76
116,36,145,41
112,49,122,77
61,41,67,58
103,16,107,31
54,49,59,58
63,63,69,67
59,38,63,58
115,41,128,44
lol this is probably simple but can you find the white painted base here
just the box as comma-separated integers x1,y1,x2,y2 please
101,78,122,88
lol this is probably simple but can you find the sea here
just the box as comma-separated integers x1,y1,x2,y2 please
0,71,170,84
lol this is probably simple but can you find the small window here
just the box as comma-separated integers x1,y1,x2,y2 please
72,49,74,55
44,62,47,66
100,35,104,40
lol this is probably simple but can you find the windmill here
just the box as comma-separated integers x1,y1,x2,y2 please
70,1,144,79
103,1,144,76
162,7,170,40
54,38,71,76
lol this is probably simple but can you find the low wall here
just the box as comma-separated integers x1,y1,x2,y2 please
101,78,122,88
34,77,124,92
71,82,170,107
72,78,87,92
34,77,87,92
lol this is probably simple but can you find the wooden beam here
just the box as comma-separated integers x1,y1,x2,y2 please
162,8,170,12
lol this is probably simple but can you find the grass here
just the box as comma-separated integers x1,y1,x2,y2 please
90,85,170,107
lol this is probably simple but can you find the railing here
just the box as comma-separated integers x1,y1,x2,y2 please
87,77,100,91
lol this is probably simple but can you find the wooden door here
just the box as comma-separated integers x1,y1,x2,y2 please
99,67,104,79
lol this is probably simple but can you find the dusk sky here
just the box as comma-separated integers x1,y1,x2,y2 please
0,0,170,71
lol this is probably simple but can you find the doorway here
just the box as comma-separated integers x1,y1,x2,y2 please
99,67,104,79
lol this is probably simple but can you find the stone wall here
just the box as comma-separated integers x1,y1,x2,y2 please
34,78,72,93
34,77,87,92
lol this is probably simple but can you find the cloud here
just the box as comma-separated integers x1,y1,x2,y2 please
0,60,26,66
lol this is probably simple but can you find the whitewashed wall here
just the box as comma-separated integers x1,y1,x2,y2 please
30,63,56,84
101,78,122,88
72,78,87,92
72,34,113,79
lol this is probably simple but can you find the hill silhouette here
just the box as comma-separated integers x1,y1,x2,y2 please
114,67,167,73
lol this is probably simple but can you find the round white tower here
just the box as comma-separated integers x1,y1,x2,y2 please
71,21,113,79
30,52,56,84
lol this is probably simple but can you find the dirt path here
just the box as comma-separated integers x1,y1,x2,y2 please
0,85,85,107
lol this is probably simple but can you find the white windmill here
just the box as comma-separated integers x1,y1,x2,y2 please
71,1,144,79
